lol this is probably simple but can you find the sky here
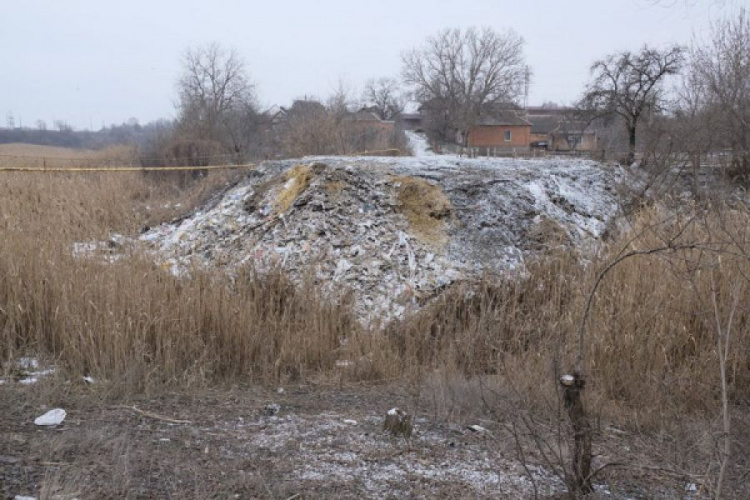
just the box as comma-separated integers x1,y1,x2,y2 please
0,0,739,130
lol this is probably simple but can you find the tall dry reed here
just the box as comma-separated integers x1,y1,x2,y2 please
1,159,749,419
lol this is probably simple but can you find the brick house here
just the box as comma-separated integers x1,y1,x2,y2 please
467,111,531,150
346,110,397,152
526,107,599,152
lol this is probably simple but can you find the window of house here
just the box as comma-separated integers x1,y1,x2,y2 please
504,130,512,142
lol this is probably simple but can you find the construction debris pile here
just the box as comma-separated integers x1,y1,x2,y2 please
140,153,625,323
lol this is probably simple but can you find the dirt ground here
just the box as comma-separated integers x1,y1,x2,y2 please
0,379,745,499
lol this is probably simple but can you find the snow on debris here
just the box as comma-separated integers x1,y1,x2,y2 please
139,155,626,323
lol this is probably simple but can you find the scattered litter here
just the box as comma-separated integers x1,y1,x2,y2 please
83,375,96,384
686,483,698,492
262,403,281,416
343,419,358,426
14,496,37,500
277,387,285,394
466,424,488,433
34,408,66,426
560,374,575,386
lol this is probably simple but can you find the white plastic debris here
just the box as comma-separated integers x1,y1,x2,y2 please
467,424,488,433
277,387,285,394
343,419,358,426
387,408,399,416
560,374,575,386
686,483,698,492
14,495,38,500
83,375,95,384
34,408,66,426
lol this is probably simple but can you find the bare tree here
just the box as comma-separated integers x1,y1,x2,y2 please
578,45,684,164
53,119,73,132
362,78,404,120
176,43,258,160
690,8,750,177
402,26,527,145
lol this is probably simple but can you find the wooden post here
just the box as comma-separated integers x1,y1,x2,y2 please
560,372,593,496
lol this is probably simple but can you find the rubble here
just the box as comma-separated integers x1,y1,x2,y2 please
139,144,626,323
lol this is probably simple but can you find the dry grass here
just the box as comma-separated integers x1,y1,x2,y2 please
0,143,139,168
275,164,313,214
1,150,749,425
0,158,351,393
392,175,452,247
389,202,750,425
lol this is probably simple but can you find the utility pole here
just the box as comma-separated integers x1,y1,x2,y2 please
523,66,531,116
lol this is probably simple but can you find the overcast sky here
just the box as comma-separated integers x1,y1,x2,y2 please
0,0,737,130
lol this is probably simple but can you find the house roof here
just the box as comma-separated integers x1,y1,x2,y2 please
526,106,571,116
475,110,531,127
351,110,383,122
528,115,562,135
556,119,595,135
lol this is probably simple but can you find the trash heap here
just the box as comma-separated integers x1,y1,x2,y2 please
140,155,625,323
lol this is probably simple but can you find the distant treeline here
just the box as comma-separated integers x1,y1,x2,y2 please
0,119,173,151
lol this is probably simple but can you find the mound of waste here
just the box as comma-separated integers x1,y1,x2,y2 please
141,155,625,323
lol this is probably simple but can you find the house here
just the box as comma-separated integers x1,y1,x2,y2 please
345,110,397,153
399,113,424,131
526,108,599,152
467,110,531,150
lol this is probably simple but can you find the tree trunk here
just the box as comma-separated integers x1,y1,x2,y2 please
561,372,594,497
627,125,637,165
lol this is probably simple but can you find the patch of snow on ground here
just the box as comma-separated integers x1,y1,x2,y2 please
405,131,437,157
213,410,563,498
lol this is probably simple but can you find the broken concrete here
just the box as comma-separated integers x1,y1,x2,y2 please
140,150,626,324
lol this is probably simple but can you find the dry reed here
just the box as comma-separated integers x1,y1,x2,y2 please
1,154,749,422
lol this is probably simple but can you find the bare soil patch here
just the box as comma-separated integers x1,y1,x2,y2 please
3,380,735,499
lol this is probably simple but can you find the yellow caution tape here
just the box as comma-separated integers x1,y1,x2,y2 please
0,163,258,172
0,149,404,173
